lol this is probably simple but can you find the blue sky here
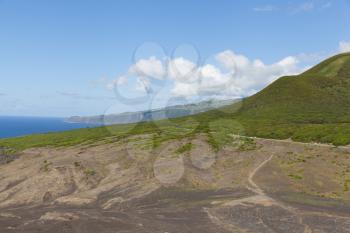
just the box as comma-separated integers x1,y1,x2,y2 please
0,0,350,117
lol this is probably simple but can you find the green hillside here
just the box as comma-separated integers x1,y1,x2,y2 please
238,52,350,123
232,52,350,145
1,53,350,151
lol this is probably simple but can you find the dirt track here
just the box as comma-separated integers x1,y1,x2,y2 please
1,136,350,232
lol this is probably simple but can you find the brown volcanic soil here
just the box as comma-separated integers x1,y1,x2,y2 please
1,135,350,232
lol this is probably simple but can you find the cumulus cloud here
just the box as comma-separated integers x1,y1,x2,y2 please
106,76,128,90
339,41,350,53
107,57,167,95
170,51,302,98
109,50,304,99
107,40,350,103
168,57,198,82
135,76,152,93
129,56,166,80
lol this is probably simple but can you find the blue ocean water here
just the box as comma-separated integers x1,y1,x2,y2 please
0,116,99,139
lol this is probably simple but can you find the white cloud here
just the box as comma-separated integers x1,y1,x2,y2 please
216,50,249,70
171,82,197,97
168,57,198,82
129,56,166,80
135,76,152,93
110,40,350,100
339,41,350,53
106,76,128,90
141,51,302,99
118,75,128,85
109,51,304,98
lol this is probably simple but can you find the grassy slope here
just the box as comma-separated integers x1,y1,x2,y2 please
239,52,350,123
0,118,199,151
1,53,350,151
233,52,350,145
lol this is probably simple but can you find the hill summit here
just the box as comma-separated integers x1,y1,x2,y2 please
226,53,350,145
238,52,350,123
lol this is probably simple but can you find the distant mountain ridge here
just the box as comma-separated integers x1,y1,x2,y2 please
66,99,238,125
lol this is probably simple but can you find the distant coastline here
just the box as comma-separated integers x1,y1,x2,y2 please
65,99,238,125
0,99,237,139
0,116,100,139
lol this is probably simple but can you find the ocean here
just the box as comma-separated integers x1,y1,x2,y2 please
0,116,100,139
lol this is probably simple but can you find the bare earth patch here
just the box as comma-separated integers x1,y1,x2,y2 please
1,135,350,232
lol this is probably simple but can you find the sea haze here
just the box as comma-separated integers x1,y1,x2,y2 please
0,116,100,139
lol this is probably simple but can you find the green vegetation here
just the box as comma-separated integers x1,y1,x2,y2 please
0,147,18,164
206,119,245,151
288,173,303,180
281,192,347,207
344,179,350,192
84,168,96,176
233,53,350,146
1,53,350,152
175,142,194,154
237,137,257,151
